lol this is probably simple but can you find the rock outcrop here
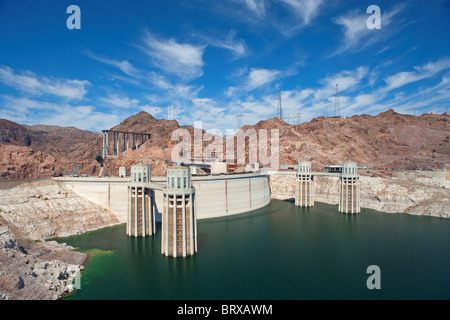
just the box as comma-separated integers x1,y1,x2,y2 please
0,144,56,180
0,227,85,300
0,179,124,299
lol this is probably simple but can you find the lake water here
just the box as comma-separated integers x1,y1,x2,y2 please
60,200,450,300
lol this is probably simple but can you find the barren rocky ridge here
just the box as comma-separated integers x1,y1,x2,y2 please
1,110,449,180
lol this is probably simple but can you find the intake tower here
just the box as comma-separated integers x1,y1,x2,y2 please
127,163,156,237
161,166,197,257
338,159,360,214
295,161,314,207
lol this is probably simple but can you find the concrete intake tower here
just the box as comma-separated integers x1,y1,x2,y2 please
127,163,156,237
295,161,314,207
161,166,197,258
338,160,361,214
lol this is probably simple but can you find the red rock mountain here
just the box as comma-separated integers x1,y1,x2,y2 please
0,110,449,180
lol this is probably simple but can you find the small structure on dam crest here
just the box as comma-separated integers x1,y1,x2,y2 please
338,159,360,214
162,166,197,258
127,163,156,237
295,161,314,207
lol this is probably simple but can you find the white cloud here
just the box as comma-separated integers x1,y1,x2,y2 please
42,105,120,131
242,0,266,17
85,52,140,77
246,68,281,90
384,57,450,91
384,71,424,91
280,0,324,25
100,94,140,109
0,94,118,131
315,66,368,100
139,31,206,81
197,30,248,58
148,72,204,102
0,66,89,101
332,5,404,56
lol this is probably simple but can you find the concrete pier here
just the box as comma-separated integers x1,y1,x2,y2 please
295,161,314,207
127,163,156,237
338,160,360,214
161,166,197,258
102,130,151,158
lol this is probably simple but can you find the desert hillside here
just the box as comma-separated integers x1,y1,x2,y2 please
0,110,449,180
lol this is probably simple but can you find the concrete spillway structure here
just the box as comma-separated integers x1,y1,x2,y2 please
338,160,360,214
161,166,197,258
127,163,156,237
295,161,314,207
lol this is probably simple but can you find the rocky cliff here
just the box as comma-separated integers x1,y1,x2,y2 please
0,180,123,300
0,227,85,300
0,144,56,180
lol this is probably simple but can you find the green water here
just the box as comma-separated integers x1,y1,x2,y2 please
60,200,450,300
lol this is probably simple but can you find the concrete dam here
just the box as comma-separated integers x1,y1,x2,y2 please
54,159,359,257
54,172,271,222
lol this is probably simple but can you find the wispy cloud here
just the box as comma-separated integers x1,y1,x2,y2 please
195,29,249,58
0,66,89,101
100,94,140,109
148,72,203,102
314,66,368,100
384,57,450,91
229,0,324,37
42,105,120,131
138,31,206,81
246,68,281,90
0,94,118,131
225,64,299,98
280,0,324,25
85,51,140,78
332,5,404,56
241,0,266,18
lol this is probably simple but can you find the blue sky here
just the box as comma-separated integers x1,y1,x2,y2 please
0,0,449,133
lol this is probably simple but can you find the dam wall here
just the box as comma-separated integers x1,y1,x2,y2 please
54,173,270,221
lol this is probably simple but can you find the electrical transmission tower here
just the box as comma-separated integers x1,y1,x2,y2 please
168,105,174,120
235,113,243,130
277,86,283,120
334,84,341,117
293,112,301,124
284,113,293,124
